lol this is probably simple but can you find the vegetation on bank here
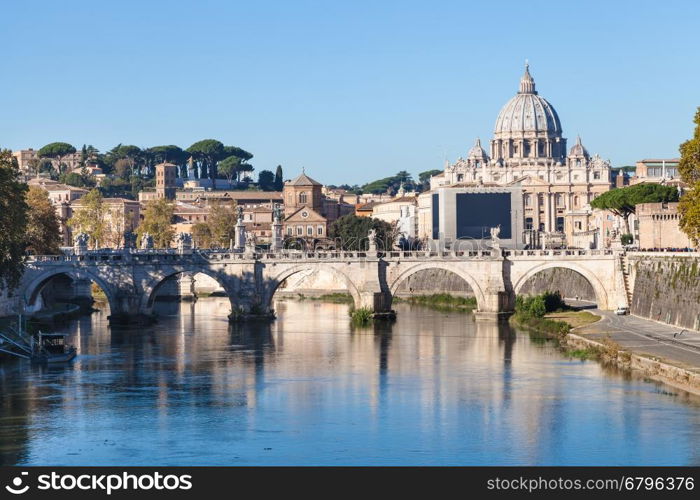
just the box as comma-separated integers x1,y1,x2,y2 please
394,293,477,312
510,291,599,340
349,307,373,325
590,183,679,237
679,107,700,245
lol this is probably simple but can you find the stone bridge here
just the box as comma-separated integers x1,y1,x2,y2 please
19,248,628,324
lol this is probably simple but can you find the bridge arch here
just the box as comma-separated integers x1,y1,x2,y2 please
22,266,118,313
512,262,609,309
263,264,362,310
140,267,236,312
388,262,486,310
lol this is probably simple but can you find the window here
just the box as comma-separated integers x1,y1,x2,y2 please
524,194,531,207
287,227,292,236
307,226,313,236
317,226,323,235
556,193,565,208
539,222,545,231
299,191,307,204
525,217,533,230
296,226,303,235
457,174,464,182
556,217,564,232
575,221,582,230
593,172,600,180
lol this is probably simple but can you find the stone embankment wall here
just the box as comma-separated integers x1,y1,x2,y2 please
629,254,700,331
518,268,596,301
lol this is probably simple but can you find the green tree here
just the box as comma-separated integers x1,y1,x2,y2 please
68,189,106,249
274,165,284,191
221,145,254,183
187,139,224,182
147,145,188,176
418,169,442,190
328,214,395,250
25,186,61,255
59,170,96,188
258,170,275,191
98,177,132,199
113,144,143,178
678,107,700,244
361,171,416,195
223,145,253,162
205,202,238,248
218,155,241,185
191,222,213,248
590,183,679,235
38,142,76,174
0,150,28,291
136,198,175,248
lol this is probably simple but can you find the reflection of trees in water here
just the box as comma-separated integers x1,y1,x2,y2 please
0,363,33,465
0,362,80,465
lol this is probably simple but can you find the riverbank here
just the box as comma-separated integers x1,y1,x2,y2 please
511,297,700,396
565,332,700,397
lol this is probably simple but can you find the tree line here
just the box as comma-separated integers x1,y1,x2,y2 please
30,140,285,198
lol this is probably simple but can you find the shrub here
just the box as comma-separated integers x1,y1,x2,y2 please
349,307,373,325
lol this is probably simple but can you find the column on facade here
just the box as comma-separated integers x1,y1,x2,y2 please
544,193,552,232
533,192,541,230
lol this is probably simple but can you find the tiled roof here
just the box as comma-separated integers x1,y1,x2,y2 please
286,173,322,186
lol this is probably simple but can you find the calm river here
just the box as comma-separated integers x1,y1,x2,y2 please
1,298,699,465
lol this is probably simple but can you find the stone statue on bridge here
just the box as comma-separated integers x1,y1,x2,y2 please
245,232,257,253
73,232,89,255
272,203,282,223
490,225,501,253
367,228,377,252
176,232,193,253
140,232,154,249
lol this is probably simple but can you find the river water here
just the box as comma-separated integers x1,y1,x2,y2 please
1,298,699,466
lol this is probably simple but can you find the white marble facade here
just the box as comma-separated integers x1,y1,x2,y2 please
430,64,612,246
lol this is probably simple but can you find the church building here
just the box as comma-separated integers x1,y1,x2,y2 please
425,64,612,247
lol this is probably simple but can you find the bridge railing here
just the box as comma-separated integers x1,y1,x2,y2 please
503,249,616,257
26,247,621,264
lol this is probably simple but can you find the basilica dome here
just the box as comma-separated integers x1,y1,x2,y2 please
493,65,562,136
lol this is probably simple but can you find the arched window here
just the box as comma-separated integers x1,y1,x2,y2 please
299,191,307,204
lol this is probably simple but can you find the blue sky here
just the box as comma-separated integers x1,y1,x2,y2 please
1,0,698,185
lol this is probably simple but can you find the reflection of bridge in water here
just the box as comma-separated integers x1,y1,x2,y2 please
20,248,629,324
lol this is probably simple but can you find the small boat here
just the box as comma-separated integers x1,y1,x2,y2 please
31,332,77,363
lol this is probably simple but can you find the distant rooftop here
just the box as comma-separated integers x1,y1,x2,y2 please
286,172,322,186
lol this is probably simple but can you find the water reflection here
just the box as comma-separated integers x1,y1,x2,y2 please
0,298,699,465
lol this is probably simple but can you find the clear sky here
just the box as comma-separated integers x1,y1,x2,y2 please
2,0,698,185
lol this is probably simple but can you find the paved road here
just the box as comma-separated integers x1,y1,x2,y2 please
565,299,700,370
